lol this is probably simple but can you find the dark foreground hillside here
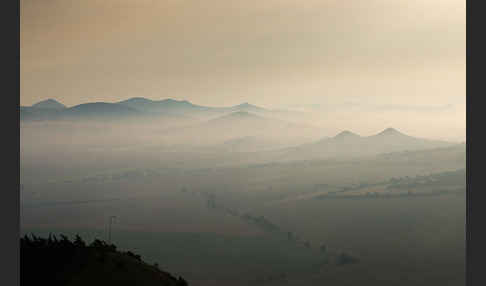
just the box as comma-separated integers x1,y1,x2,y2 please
20,234,188,286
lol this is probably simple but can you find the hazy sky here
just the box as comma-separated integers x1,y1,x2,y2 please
21,0,465,140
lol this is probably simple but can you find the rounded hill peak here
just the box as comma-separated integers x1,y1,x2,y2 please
377,127,402,136
31,99,66,109
334,130,360,139
124,97,153,103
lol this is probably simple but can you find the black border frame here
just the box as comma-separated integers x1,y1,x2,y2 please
465,0,478,285
3,1,20,286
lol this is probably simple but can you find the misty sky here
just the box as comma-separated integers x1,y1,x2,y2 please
20,0,465,141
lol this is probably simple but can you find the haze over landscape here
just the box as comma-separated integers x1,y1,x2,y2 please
20,1,465,286
20,96,465,286
21,0,465,141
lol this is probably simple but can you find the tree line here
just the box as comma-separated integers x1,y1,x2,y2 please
21,233,188,286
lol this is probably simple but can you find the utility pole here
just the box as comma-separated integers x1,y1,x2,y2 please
108,215,117,244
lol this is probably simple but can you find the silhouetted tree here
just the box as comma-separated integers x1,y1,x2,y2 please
74,234,86,248
21,234,188,286
178,277,189,286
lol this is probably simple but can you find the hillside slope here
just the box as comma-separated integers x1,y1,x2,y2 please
21,234,188,286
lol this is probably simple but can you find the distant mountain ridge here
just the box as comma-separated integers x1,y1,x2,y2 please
117,97,268,116
117,98,206,114
65,102,141,117
20,98,457,158
332,130,361,140
31,99,66,110
279,127,455,161
157,110,322,148
376,127,403,136
20,97,269,121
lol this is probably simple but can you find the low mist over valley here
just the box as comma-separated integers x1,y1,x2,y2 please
20,98,465,286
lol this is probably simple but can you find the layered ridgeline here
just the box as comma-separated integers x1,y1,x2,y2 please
166,111,320,146
19,98,272,121
20,99,142,121
21,234,188,286
19,98,322,148
118,98,266,116
274,128,455,161
20,98,459,155
20,99,68,121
